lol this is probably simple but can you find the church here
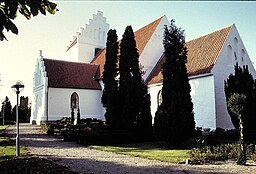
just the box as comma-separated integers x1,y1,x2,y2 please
31,11,256,130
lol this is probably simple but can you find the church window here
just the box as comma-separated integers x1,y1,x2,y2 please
241,49,245,63
227,45,232,63
95,48,101,56
234,51,237,61
157,90,162,106
71,92,79,109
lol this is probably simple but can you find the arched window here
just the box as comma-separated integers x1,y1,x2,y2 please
71,92,79,109
241,49,245,63
157,90,162,106
227,45,232,63
234,37,238,62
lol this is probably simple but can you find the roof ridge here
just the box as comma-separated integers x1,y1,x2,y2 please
134,16,164,34
43,58,97,66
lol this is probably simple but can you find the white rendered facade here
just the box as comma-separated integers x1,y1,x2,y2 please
48,88,104,121
148,74,216,129
31,56,105,125
66,11,109,63
140,16,170,81
32,13,256,130
212,25,256,129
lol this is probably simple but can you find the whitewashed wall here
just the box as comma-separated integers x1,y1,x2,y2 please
212,25,256,129
140,16,169,81
189,75,216,129
148,75,216,129
148,83,162,124
47,88,104,121
66,11,109,63
31,57,48,125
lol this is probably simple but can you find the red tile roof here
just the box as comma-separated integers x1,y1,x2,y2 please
43,58,101,90
91,16,164,77
147,25,233,85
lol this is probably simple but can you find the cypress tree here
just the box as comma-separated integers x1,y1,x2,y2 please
1,96,12,121
154,20,195,145
119,26,152,135
119,26,135,131
101,29,120,131
225,63,256,141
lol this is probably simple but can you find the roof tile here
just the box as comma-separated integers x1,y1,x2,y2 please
43,58,101,90
147,25,233,85
91,16,164,77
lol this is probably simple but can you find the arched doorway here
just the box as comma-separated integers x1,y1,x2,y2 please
70,92,80,124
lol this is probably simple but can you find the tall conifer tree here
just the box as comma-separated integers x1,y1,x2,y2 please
119,26,152,134
154,20,195,145
102,29,120,130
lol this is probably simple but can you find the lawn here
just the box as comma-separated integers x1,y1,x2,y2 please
0,125,27,160
90,142,190,163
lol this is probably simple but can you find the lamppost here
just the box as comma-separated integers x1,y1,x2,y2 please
11,81,24,157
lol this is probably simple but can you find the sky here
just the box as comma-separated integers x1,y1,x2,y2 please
0,1,256,104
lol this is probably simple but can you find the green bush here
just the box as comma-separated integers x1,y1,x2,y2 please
189,143,239,164
189,143,256,164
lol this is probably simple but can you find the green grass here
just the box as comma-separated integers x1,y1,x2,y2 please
90,142,190,163
0,125,27,160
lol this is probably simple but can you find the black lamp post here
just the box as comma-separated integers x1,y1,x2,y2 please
11,81,24,157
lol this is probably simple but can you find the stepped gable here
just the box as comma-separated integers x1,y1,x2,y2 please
43,58,101,90
91,16,164,77
147,25,233,85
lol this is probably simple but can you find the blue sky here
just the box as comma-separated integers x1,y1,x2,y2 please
0,1,256,103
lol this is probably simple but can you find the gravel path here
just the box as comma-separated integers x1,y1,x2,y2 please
5,123,256,174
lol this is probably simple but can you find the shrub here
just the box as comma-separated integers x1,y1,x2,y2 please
189,143,256,164
189,143,239,164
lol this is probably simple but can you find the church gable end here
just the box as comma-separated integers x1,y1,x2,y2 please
66,11,110,63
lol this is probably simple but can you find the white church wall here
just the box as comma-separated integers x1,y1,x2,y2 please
65,41,79,62
148,83,162,124
148,75,216,129
65,11,109,63
141,16,170,81
189,74,216,129
212,25,256,129
47,87,104,121
31,56,48,125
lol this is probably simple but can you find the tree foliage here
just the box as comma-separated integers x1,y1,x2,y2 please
154,20,195,145
1,96,12,120
101,26,152,136
101,29,120,131
0,0,58,41
119,25,152,135
224,63,256,141
11,96,30,122
227,93,247,165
